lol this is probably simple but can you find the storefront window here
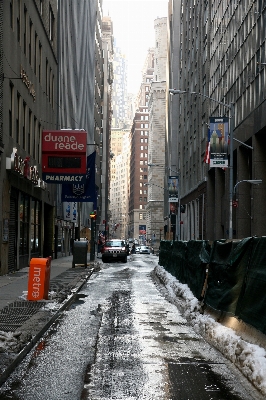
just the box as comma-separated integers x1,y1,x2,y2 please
19,193,29,255
31,199,41,253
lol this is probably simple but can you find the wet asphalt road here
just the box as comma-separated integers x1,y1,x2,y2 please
0,255,262,399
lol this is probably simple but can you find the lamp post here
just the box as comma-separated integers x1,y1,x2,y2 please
148,163,181,240
234,180,262,195
169,89,235,240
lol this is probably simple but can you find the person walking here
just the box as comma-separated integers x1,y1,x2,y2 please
131,243,136,254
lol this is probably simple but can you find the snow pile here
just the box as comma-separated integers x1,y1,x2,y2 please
154,264,266,396
0,331,22,353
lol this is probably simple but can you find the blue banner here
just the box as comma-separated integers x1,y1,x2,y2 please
61,151,97,207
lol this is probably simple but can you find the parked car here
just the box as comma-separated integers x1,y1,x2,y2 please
135,246,141,253
139,245,150,254
101,239,127,263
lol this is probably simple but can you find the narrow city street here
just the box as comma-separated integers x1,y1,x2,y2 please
0,255,262,400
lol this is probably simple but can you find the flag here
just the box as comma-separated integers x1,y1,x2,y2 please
204,141,210,164
61,151,97,208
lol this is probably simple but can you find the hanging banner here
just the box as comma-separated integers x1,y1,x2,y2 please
209,117,229,168
61,151,97,208
63,201,78,222
168,176,178,202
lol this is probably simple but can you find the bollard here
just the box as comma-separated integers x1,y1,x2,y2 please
27,257,52,301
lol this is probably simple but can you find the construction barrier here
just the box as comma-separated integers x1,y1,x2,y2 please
27,257,52,300
158,237,266,335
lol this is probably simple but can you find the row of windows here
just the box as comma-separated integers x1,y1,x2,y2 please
9,82,42,162
10,0,55,107
139,213,146,220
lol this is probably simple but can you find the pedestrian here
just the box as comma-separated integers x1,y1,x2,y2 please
131,243,136,254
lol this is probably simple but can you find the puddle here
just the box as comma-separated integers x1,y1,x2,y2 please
167,361,244,399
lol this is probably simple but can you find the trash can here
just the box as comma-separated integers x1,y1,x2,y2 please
27,256,52,301
72,240,88,268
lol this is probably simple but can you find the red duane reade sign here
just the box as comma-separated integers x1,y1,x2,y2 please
42,130,87,183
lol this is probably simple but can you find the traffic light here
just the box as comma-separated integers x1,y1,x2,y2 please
90,211,97,220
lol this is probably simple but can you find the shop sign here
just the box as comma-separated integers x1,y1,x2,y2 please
42,130,87,183
6,148,45,188
20,65,36,102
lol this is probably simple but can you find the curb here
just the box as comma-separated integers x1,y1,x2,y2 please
0,268,94,387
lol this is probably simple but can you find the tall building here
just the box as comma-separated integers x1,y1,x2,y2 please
128,49,154,242
58,0,103,249
112,44,127,128
101,16,114,238
146,17,167,248
109,131,130,239
168,0,266,241
0,0,57,274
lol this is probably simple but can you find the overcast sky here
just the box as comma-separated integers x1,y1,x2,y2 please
102,0,168,93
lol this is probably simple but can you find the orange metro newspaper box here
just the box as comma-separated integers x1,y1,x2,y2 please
27,257,52,301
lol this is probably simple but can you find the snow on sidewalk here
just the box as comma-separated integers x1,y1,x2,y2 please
154,264,266,396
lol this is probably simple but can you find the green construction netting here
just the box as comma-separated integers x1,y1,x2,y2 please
186,240,211,299
235,237,266,334
205,237,253,314
171,241,188,282
159,241,173,269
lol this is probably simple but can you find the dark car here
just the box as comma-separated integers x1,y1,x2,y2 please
102,239,127,263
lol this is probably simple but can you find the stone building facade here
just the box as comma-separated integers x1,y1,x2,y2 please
168,0,266,241
0,0,58,274
146,17,168,247
128,49,154,242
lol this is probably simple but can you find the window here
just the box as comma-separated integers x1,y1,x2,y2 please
33,116,37,159
19,193,30,256
10,0,13,29
9,82,14,137
38,42,42,83
49,5,55,43
16,92,21,143
31,199,41,254
34,33,37,74
22,102,26,149
23,7,27,55
29,19,32,65
28,109,32,154
139,213,143,220
46,59,49,95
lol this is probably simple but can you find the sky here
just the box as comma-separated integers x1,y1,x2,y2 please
102,0,168,93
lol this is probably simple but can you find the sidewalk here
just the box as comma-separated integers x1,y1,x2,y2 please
0,255,100,386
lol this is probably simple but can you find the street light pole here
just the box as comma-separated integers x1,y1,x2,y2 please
229,102,235,240
233,180,262,195
148,163,180,240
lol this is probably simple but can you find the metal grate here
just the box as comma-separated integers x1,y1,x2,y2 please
0,301,46,332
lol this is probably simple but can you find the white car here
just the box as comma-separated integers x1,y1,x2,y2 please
139,245,150,254
135,246,141,253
